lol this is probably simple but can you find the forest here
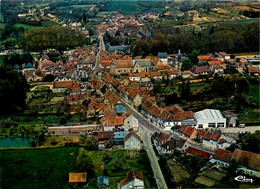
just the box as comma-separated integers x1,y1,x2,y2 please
131,21,259,56
20,27,90,51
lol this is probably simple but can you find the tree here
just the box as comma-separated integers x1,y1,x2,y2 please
2,38,17,49
188,49,199,64
181,59,193,71
0,64,28,114
84,135,98,150
240,131,260,153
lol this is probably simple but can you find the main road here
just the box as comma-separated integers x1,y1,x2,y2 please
108,88,168,189
94,33,106,72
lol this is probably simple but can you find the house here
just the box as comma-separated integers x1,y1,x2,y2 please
186,146,212,160
232,149,260,177
97,175,109,189
173,111,196,126
154,132,171,146
132,94,142,107
183,126,197,139
181,70,191,78
158,52,168,65
124,132,141,149
219,52,231,60
176,138,190,153
52,80,74,93
115,102,125,114
114,131,130,142
120,171,144,189
247,66,259,76
172,125,189,137
129,73,141,82
159,138,178,154
103,116,125,131
194,109,226,129
202,131,222,148
190,67,209,76
208,60,226,73
123,114,139,131
210,148,233,168
69,172,87,183
110,60,132,75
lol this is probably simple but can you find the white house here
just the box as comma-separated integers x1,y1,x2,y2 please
209,148,233,168
124,132,141,149
194,109,226,129
120,171,144,189
123,114,139,131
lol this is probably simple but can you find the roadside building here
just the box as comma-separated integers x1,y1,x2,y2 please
124,132,141,149
120,171,144,189
194,109,226,129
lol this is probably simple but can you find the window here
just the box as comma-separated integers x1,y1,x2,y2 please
208,123,216,127
127,121,130,124
217,123,224,127
198,124,203,128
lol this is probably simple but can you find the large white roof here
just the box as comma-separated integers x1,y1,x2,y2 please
194,109,224,120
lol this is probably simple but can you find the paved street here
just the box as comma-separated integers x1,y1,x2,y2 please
141,126,168,189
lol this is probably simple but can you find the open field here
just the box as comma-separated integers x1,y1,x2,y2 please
0,147,78,189
233,6,260,12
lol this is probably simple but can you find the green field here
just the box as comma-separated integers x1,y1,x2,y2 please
102,0,161,15
234,51,260,56
13,23,43,31
0,147,78,189
249,83,260,105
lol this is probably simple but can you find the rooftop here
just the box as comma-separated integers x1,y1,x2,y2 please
194,109,224,120
69,173,87,183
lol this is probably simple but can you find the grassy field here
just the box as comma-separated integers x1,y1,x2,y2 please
0,147,78,189
13,23,43,31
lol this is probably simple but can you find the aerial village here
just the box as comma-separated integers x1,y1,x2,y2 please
1,1,260,188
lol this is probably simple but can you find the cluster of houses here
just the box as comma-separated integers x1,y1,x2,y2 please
153,131,260,177
69,170,145,189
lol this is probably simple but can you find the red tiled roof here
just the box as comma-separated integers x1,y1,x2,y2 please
248,66,260,73
173,111,194,121
197,129,206,136
178,125,189,133
155,132,171,145
232,149,260,171
203,131,213,141
105,116,125,126
98,131,114,140
210,132,222,141
198,56,209,61
176,138,187,148
213,148,233,163
190,67,209,74
208,60,224,66
115,60,132,68
52,80,73,88
183,126,196,137
186,146,212,160
124,132,141,142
